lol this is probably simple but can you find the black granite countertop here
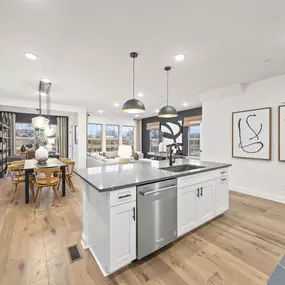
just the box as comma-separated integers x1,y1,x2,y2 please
75,159,231,192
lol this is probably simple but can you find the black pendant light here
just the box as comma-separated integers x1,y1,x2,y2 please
158,66,178,118
122,52,145,114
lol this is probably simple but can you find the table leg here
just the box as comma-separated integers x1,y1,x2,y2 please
61,166,66,197
25,170,29,204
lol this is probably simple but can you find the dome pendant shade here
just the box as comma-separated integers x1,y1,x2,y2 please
158,66,178,118
122,99,145,113
122,52,145,114
158,105,178,118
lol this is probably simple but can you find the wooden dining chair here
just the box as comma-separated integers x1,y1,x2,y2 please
59,158,76,192
9,163,35,203
6,157,24,179
34,166,61,203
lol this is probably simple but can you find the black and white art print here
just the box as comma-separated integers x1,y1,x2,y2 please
232,107,271,160
161,120,183,149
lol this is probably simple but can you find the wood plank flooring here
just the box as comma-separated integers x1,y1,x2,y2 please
0,175,284,285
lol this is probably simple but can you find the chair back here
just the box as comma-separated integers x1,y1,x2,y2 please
60,158,75,175
8,163,24,184
7,156,23,164
34,166,60,186
27,150,35,159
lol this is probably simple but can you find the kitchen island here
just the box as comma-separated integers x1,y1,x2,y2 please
76,159,231,276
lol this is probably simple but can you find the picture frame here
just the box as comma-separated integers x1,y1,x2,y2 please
279,105,285,162
232,107,271,160
75,125,78,144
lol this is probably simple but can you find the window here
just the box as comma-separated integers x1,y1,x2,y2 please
15,123,35,152
188,122,201,158
149,129,160,152
88,124,102,152
122,125,134,147
106,124,119,152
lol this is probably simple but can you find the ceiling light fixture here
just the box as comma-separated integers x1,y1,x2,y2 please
25,52,38,60
175,54,185,61
114,103,120,107
137,92,144,97
98,110,104,114
182,102,188,107
155,109,159,113
122,52,145,114
158,66,178,118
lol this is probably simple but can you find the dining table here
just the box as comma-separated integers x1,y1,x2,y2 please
23,158,67,204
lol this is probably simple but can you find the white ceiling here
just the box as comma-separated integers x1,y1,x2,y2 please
1,0,285,119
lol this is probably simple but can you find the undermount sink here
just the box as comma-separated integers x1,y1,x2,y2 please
159,164,205,173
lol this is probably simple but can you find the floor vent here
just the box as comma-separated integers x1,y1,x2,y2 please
67,244,82,263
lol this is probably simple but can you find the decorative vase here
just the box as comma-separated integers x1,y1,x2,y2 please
35,146,49,164
20,145,26,153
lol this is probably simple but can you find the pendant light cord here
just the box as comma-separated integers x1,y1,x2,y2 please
167,69,169,106
39,92,42,116
133,56,135,99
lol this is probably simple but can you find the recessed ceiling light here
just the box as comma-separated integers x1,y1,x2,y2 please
135,114,139,117
155,109,159,113
137,92,144,97
175,54,185,61
114,103,120,107
98,110,104,114
182,102,188,107
25,52,38,60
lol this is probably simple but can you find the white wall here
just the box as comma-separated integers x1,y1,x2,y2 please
201,75,285,203
0,97,87,169
88,114,135,152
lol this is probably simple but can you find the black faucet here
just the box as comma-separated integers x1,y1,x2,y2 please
169,143,181,166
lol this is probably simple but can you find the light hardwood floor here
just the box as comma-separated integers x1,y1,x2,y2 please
0,175,284,285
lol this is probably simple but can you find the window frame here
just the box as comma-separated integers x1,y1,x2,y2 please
121,125,134,147
105,124,120,152
188,121,201,159
149,129,160,153
87,123,103,152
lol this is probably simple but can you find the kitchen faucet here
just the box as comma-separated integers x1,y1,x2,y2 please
169,143,181,166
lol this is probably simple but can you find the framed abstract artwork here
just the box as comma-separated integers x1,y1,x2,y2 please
279,105,285,162
232,107,271,160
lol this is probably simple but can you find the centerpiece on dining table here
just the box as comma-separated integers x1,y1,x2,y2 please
29,130,49,164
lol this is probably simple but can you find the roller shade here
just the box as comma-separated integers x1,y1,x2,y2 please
146,122,160,130
184,115,202,127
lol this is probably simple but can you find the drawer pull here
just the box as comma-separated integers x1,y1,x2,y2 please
118,194,131,199
221,178,227,181
221,171,227,174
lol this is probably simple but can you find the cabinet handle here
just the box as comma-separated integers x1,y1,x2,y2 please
118,194,131,199
221,171,226,174
196,188,200,198
132,207,136,221
221,178,227,181
200,187,203,197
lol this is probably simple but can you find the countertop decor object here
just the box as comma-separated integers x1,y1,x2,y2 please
158,66,178,118
122,52,145,114
35,146,49,164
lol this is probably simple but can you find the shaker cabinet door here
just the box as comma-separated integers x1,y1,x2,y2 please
178,185,198,236
215,176,229,216
110,201,136,273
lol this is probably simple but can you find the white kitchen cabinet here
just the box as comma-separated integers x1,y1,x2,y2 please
215,176,229,216
196,180,215,226
178,180,215,236
177,185,198,236
110,201,136,272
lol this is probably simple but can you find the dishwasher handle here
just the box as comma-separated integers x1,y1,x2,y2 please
139,185,176,196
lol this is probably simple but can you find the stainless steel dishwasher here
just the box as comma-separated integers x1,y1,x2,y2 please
137,179,177,259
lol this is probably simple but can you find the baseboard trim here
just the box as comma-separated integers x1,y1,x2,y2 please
88,246,109,277
81,234,88,249
230,186,285,204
